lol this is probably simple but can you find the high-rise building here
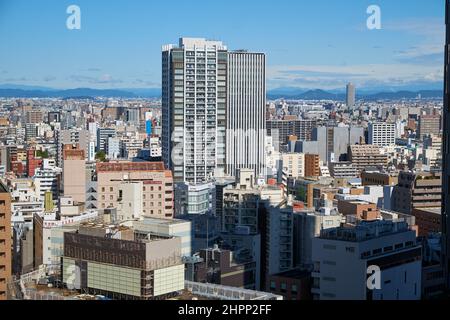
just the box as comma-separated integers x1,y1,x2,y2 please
307,126,364,164
304,154,320,178
226,51,266,178
162,38,228,184
0,182,11,300
293,208,342,268
346,83,356,109
443,0,450,290
418,115,441,140
222,169,260,234
26,110,43,124
392,171,441,215
126,108,140,125
96,128,116,153
267,119,316,151
47,111,61,124
348,145,388,173
25,123,37,141
56,129,90,167
368,122,396,147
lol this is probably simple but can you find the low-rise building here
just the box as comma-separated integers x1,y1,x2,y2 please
62,223,185,300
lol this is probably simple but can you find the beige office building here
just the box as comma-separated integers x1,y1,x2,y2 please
63,144,86,203
97,162,174,219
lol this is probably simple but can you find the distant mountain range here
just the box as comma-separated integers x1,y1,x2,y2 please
0,84,443,100
0,85,161,99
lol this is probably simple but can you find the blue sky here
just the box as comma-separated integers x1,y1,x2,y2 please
0,0,445,91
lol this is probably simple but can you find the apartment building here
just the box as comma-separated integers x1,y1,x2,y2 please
162,38,228,184
222,169,260,234
304,154,320,178
280,153,305,179
418,115,441,140
329,162,358,179
392,171,442,215
368,122,396,147
348,145,389,173
267,118,317,150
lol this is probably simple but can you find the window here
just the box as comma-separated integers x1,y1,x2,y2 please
291,284,298,294
280,283,287,292
323,244,337,250
373,248,382,255
270,281,276,290
323,277,336,282
346,247,355,253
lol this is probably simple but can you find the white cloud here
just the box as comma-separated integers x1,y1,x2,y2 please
267,63,443,89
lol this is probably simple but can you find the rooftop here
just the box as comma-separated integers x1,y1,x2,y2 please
320,220,411,242
96,161,168,173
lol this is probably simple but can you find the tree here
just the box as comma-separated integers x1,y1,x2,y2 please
36,150,49,159
95,151,106,162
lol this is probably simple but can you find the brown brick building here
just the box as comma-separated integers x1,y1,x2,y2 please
337,200,380,220
361,171,398,186
412,207,441,237
268,269,311,300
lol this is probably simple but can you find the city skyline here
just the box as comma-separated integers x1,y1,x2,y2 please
0,0,449,303
0,0,445,91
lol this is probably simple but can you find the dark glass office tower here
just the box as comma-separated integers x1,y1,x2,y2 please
443,0,450,289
